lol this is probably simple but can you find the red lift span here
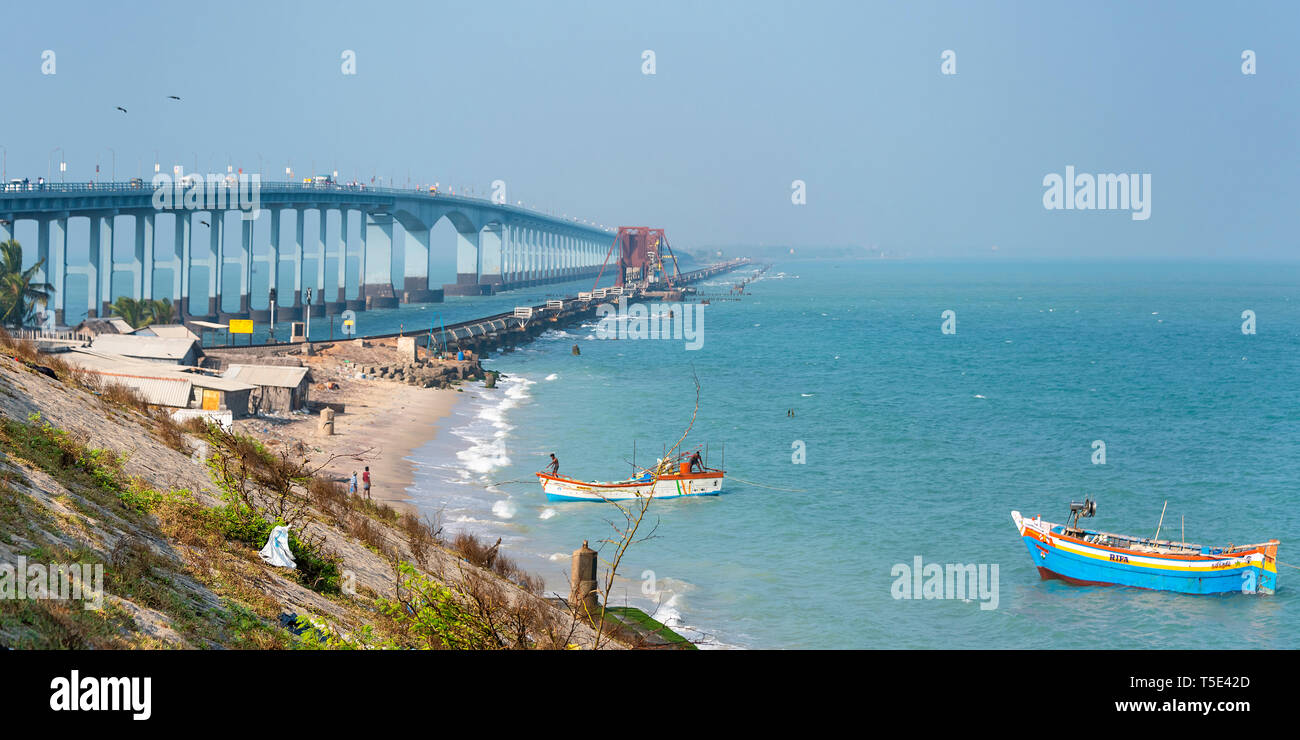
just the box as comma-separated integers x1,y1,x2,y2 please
592,227,682,290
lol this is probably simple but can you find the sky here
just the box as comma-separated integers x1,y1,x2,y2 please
3,0,1298,260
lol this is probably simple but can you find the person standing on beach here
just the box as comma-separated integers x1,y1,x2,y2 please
349,471,358,496
362,466,371,499
546,454,559,476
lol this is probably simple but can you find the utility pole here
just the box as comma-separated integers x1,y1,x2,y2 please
304,287,312,341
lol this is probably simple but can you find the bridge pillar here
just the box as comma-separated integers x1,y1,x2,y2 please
363,212,397,308
0,218,10,245
291,208,305,314
87,215,108,317
402,224,437,303
207,212,223,317
97,214,115,317
237,216,252,314
479,223,502,288
313,208,327,316
174,213,190,318
332,208,348,307
528,227,539,285
40,216,68,326
346,209,368,311
134,212,154,302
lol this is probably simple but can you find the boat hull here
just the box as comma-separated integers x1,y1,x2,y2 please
538,471,724,502
1012,511,1278,595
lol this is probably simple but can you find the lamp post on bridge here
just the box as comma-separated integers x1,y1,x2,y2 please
104,148,115,182
48,147,63,183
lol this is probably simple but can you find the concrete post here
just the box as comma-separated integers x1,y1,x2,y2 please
570,540,600,619
318,407,335,436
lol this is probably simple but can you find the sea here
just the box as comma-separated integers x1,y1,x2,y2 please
395,260,1300,649
63,255,1294,649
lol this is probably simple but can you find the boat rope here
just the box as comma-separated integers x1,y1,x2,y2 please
725,475,807,493
1274,559,1300,571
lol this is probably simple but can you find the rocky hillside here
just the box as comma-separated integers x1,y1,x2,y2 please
0,336,618,650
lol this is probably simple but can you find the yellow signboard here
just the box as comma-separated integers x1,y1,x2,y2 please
202,390,220,410
229,319,254,334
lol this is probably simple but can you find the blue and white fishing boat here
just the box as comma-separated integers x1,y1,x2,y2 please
1012,500,1279,595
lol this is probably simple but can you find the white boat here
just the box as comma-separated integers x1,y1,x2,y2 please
536,463,724,502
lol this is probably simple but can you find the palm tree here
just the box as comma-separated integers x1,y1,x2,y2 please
147,297,177,325
0,239,54,328
109,296,151,329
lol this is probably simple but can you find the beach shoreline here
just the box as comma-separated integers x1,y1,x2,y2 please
231,342,472,515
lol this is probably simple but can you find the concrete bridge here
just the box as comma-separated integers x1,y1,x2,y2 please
0,180,616,324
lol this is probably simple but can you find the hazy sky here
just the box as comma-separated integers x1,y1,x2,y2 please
4,1,1297,259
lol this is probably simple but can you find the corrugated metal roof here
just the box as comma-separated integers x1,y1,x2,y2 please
137,324,200,341
97,374,193,407
90,335,198,361
224,364,310,388
62,349,251,400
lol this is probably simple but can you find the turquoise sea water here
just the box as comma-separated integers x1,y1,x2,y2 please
406,260,1300,649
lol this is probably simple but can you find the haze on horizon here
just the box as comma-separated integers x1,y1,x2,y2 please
3,0,1297,261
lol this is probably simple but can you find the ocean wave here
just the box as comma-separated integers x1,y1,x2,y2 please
545,373,558,381
539,507,557,520
491,499,517,519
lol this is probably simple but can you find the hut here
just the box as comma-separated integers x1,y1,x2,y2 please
88,335,201,366
223,364,311,414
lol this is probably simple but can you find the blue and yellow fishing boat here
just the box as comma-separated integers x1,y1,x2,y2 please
1012,501,1279,595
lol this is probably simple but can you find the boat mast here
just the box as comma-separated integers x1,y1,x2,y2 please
1154,500,1168,542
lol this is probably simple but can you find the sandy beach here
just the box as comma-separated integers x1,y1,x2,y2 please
231,340,470,515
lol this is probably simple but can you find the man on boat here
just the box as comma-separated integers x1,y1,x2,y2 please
689,450,704,473
546,453,559,476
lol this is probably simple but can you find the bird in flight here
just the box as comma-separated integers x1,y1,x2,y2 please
199,220,210,227
167,95,181,101
115,106,127,113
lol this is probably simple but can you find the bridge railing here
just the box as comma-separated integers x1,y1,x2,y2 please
0,180,614,232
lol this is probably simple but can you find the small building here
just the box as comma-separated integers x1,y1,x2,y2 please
186,373,254,417
134,324,200,342
223,364,311,414
74,317,136,336
89,335,201,366
60,348,252,417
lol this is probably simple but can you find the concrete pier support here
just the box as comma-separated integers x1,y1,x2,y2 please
402,223,437,303
174,213,190,318
315,208,328,313
363,213,397,308
332,209,348,306
207,212,223,317
237,217,252,314
41,217,68,325
292,209,305,311
93,214,115,317
479,224,502,288
134,212,154,302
